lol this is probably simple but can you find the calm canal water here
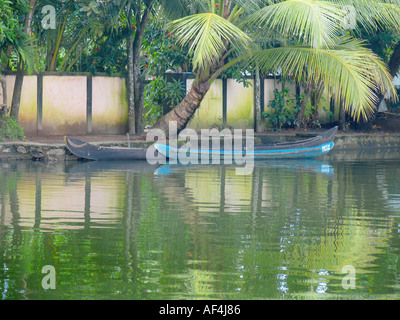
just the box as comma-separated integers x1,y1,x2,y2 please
1,149,400,300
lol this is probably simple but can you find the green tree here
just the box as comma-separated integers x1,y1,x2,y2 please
1,0,37,123
89,0,156,134
32,0,129,74
9,0,37,122
0,0,18,108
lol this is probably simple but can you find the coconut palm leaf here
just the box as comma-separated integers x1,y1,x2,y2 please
246,0,345,48
330,0,400,33
251,36,397,120
160,0,209,19
168,12,251,72
12,35,38,73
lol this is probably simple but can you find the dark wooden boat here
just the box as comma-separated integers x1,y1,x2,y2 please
64,136,163,161
155,126,338,160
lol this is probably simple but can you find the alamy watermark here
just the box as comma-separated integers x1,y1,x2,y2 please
41,265,56,290
342,5,357,30
342,265,356,290
41,5,56,30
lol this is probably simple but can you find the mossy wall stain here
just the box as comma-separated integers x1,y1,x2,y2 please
42,76,87,135
187,79,223,130
92,77,128,134
226,79,254,129
4,76,37,135
19,76,38,135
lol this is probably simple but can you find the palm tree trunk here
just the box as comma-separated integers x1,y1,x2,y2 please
388,41,400,78
126,5,152,135
132,7,151,135
375,41,400,111
0,75,7,114
46,30,55,71
296,84,312,128
310,81,324,126
339,98,348,131
153,81,211,133
254,65,263,132
10,62,25,121
49,12,68,71
127,31,135,135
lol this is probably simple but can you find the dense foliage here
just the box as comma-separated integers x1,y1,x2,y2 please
1,0,400,133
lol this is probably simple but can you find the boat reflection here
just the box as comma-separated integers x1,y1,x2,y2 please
154,159,334,176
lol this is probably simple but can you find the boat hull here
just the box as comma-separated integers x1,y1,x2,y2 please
64,136,161,161
155,126,338,161
154,141,334,160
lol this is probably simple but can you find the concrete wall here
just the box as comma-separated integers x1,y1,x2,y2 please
226,79,254,129
187,78,256,130
42,75,87,135
187,79,223,130
1,73,128,136
0,72,343,135
4,75,38,135
186,75,340,131
92,77,128,135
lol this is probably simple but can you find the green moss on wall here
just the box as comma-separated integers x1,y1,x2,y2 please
188,79,223,130
227,80,254,129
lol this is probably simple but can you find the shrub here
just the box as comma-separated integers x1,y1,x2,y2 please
0,115,25,141
144,77,185,126
263,88,298,131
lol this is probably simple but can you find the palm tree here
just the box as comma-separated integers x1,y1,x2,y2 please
152,0,399,133
153,0,252,133
246,0,400,124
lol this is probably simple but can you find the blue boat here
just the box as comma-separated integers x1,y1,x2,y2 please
155,126,338,160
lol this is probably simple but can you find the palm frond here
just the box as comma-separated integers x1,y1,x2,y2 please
160,0,208,19
168,12,251,72
13,35,38,73
230,0,265,14
330,0,400,32
246,0,345,48
251,36,397,121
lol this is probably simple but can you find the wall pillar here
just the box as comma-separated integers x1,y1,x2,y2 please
86,76,92,134
37,72,43,136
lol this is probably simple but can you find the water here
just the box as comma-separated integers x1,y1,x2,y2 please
1,149,400,300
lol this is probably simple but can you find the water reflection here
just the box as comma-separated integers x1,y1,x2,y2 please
1,151,400,299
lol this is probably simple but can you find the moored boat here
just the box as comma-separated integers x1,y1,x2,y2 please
64,136,163,161
155,126,338,160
